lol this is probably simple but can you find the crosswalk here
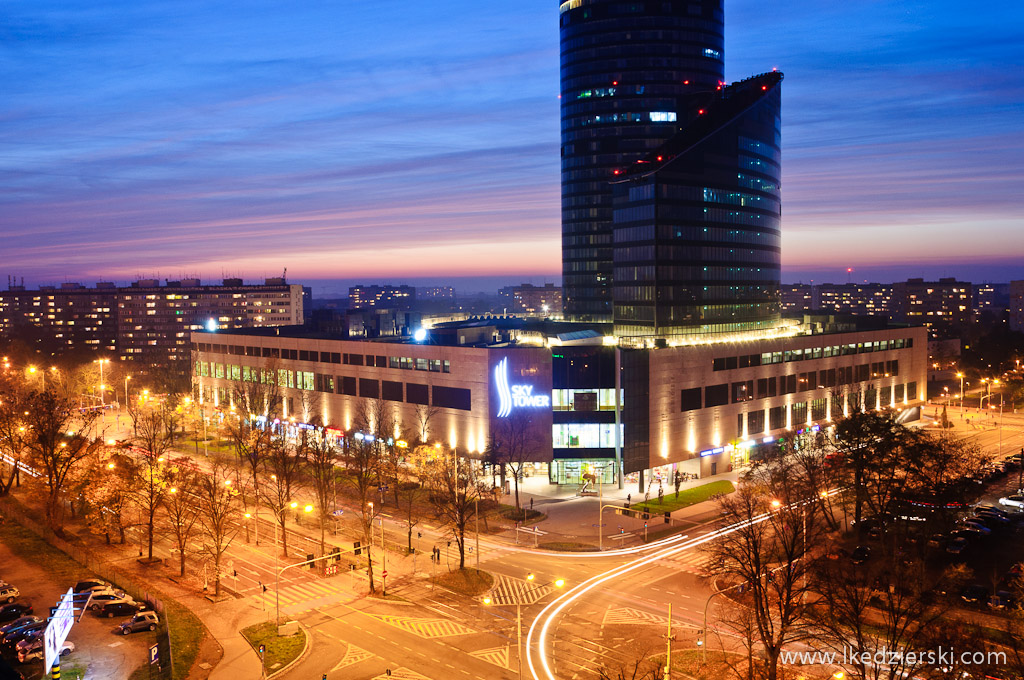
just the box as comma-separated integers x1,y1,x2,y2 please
659,550,710,574
367,614,476,639
486,573,551,605
251,579,351,614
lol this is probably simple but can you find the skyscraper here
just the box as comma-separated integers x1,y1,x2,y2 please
560,0,725,321
559,0,782,338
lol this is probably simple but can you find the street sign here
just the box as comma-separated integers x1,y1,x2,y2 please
45,588,75,672
149,644,159,665
382,570,388,578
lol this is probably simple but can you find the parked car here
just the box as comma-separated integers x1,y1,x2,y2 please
961,584,989,604
998,495,1024,510
851,545,871,565
73,579,109,594
976,504,1010,517
86,590,134,611
950,528,985,540
0,603,32,623
118,610,159,635
97,601,148,618
989,591,1017,610
927,533,947,549
0,585,19,604
974,510,1011,526
0,623,45,652
17,638,73,664
0,616,40,641
946,537,970,555
959,519,993,536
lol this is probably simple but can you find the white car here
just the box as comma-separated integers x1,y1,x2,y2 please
18,639,73,664
998,495,1024,510
0,585,19,604
86,589,135,611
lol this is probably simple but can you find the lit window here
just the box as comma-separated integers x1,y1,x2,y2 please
649,112,677,122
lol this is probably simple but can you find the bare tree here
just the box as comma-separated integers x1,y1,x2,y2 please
196,463,241,597
302,425,339,554
427,449,482,570
340,428,381,593
485,410,542,516
23,389,105,534
129,401,178,560
259,434,307,557
595,643,662,680
704,482,820,680
0,376,30,495
164,461,201,577
412,402,440,445
82,451,135,544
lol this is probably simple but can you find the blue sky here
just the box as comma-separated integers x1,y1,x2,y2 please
2,0,1022,290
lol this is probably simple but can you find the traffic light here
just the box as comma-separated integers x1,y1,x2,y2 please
354,540,361,556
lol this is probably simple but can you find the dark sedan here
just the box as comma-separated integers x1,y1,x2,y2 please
0,616,40,641
97,601,146,618
0,604,32,624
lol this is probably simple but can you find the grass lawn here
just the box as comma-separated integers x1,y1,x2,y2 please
538,541,600,552
241,621,306,674
633,480,735,514
430,568,494,597
498,506,546,524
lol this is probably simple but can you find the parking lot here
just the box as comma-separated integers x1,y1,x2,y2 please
0,540,153,680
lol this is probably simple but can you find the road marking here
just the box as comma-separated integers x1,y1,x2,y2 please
471,645,510,669
330,643,374,671
602,606,693,628
107,641,124,648
368,614,476,639
486,573,551,606
370,668,432,680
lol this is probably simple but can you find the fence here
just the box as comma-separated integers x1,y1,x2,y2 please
0,495,175,679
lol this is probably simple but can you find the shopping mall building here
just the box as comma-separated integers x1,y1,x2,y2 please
190,316,926,490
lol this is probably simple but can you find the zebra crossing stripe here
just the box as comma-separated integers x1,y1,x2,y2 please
487,574,551,606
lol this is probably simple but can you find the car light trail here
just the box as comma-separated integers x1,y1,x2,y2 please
526,490,842,680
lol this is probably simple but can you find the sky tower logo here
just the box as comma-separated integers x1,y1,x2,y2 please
494,357,549,418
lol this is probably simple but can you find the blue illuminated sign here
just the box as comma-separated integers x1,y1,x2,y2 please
494,357,549,417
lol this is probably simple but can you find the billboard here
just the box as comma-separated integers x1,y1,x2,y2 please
44,588,75,671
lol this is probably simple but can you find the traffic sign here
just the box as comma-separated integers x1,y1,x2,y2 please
382,570,388,578
149,644,159,665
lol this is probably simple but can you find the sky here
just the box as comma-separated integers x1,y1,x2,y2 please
2,0,1023,294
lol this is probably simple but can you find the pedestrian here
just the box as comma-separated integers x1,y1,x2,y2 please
627,493,631,508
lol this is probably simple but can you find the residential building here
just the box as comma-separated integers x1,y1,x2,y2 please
893,278,972,326
348,285,416,310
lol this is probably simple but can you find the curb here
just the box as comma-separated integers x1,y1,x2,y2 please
266,621,312,679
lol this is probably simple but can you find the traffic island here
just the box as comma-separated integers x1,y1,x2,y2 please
429,568,494,597
632,480,736,514
241,621,308,677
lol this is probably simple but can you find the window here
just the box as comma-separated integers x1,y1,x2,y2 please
756,377,776,398
341,376,357,396
895,384,905,402
769,406,786,430
705,384,728,408
780,375,796,395
416,358,429,371
681,388,701,412
432,386,471,411
407,383,429,405
811,398,826,421
359,378,379,399
382,380,403,402
792,401,807,425
747,410,765,435
907,382,918,400
732,381,754,403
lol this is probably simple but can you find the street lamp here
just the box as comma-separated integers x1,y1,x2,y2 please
95,358,110,405
482,574,565,680
274,501,312,626
956,372,964,410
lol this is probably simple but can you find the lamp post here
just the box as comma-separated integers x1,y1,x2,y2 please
95,358,109,405
956,372,964,411
482,574,565,680
274,501,312,625
124,375,131,409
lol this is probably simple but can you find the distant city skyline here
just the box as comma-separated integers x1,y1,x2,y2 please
2,0,1022,283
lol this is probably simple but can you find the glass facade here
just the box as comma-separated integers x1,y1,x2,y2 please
611,72,783,337
560,0,726,321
